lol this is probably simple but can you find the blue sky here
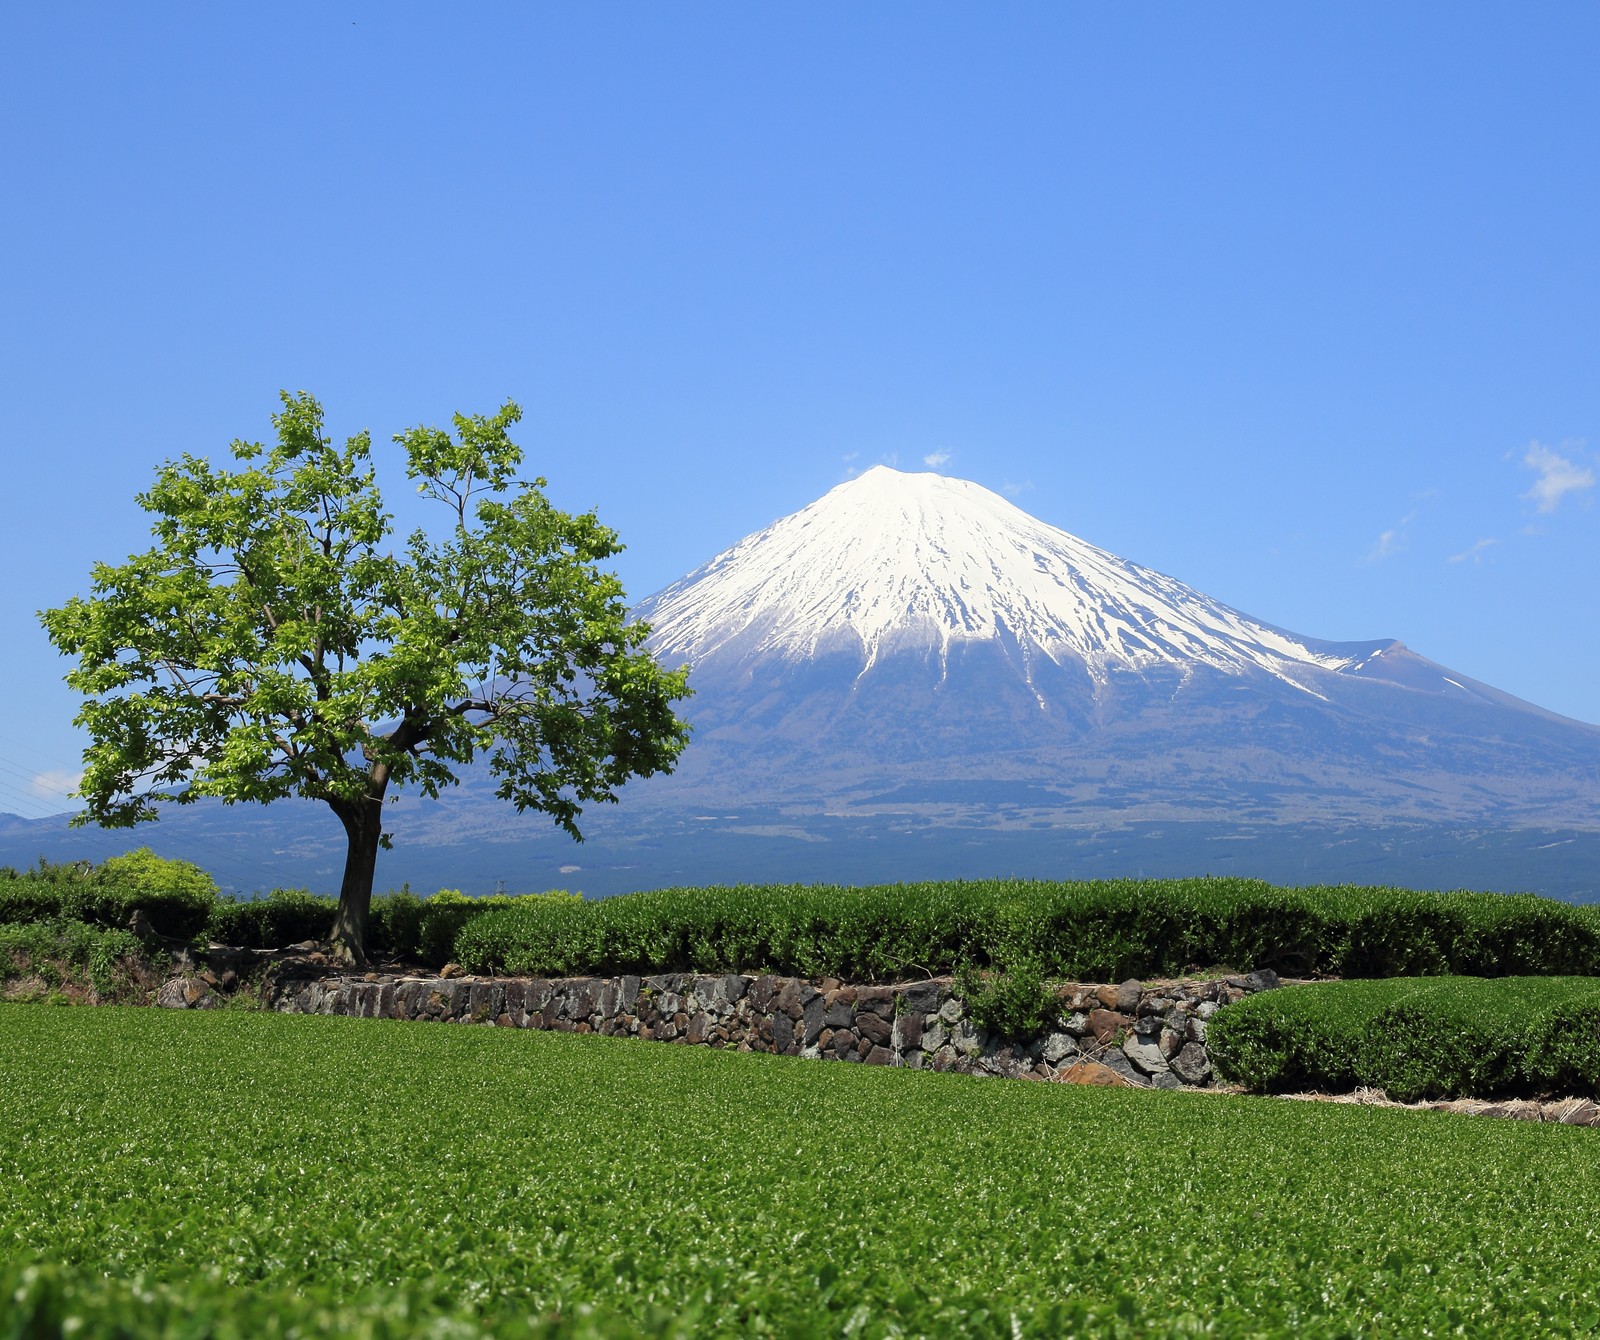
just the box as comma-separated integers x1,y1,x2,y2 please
1,4,1596,821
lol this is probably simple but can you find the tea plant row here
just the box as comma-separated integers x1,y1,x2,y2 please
455,877,1600,982
0,853,555,967
1211,975,1600,1101
8,852,1600,984
4,1007,1600,1336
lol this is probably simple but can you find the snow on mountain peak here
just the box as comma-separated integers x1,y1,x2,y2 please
635,466,1356,685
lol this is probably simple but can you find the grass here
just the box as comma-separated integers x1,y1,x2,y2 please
5,1008,1600,1336
0,919,157,1003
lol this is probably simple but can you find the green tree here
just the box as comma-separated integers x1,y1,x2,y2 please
40,393,691,963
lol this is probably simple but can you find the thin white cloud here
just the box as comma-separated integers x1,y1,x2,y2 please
31,768,83,798
1522,441,1594,513
1366,510,1419,563
923,450,952,468
1368,528,1404,562
1001,479,1034,498
1447,537,1499,565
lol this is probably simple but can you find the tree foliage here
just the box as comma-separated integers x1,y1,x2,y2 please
40,392,691,959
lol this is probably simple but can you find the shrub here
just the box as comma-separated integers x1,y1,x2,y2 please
6,867,1599,986
452,878,1600,985
451,889,588,978
96,848,217,903
91,848,218,938
1527,993,1600,1095
200,887,562,963
208,888,336,948
955,958,1060,1041
1210,976,1600,1100
1354,980,1540,1101
370,888,425,960
410,889,511,967
0,873,81,927
0,919,149,998
1206,978,1414,1093
0,852,217,939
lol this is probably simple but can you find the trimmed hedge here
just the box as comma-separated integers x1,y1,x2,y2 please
453,878,1600,984
1208,976,1600,1101
6,862,1600,985
0,861,531,970
206,889,529,966
0,853,214,940
206,887,338,949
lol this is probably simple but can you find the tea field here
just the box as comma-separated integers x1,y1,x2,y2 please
4,1006,1600,1337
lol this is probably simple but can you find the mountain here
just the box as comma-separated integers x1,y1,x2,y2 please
6,466,1599,898
628,466,1600,832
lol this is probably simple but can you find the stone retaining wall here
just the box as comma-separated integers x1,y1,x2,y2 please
235,960,1286,1088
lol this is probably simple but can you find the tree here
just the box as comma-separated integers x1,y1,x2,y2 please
40,392,691,963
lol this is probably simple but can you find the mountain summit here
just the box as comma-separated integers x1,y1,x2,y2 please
640,466,1523,713
642,465,1352,685
633,467,1599,829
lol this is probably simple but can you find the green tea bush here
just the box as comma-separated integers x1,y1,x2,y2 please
454,878,1600,984
370,888,425,961
0,872,76,927
209,887,337,948
0,1260,698,1340
434,890,584,973
1528,992,1600,1096
202,887,521,966
414,889,495,967
1353,979,1539,1101
9,1008,1600,1336
0,851,216,939
1204,978,1407,1093
1210,976,1600,1100
91,848,217,938
4,864,1599,980
97,847,217,900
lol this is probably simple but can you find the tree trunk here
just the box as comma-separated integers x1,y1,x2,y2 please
329,795,384,965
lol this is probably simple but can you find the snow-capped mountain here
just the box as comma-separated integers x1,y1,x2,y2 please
631,466,1600,830
642,464,1352,687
